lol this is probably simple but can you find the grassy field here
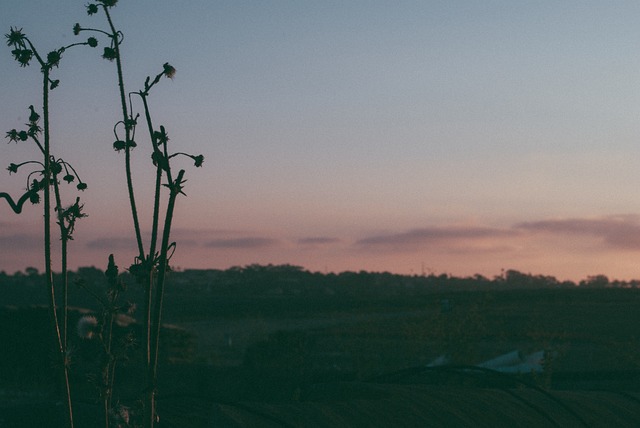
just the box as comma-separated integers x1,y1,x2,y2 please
3,270,640,426
168,287,640,386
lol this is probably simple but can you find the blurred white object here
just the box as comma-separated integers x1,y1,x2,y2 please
477,350,546,374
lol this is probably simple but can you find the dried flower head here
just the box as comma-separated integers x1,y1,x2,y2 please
30,179,43,191
28,179,41,204
11,48,33,67
63,174,75,183
86,3,99,15
5,129,19,142
7,163,18,174
29,190,40,205
60,200,87,238
87,37,98,48
193,154,204,167
102,46,116,61
77,315,98,339
51,162,63,175
163,62,176,79
76,182,88,191
47,50,62,68
151,150,169,171
154,126,169,145
5,27,26,48
113,140,126,151
73,23,82,36
28,105,40,123
28,122,41,137
124,117,137,129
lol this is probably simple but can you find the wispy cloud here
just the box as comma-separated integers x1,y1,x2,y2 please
0,233,42,250
85,228,280,254
356,226,518,250
205,237,279,249
516,215,640,250
297,237,341,245
171,227,252,238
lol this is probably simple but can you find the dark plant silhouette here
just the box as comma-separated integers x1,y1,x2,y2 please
75,254,139,427
2,26,94,428
3,2,201,426
77,1,203,426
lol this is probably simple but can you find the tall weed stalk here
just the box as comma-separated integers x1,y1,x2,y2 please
2,27,93,428
3,1,202,426
78,1,203,426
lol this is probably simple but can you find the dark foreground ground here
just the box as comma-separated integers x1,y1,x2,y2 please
2,269,640,426
3,367,640,427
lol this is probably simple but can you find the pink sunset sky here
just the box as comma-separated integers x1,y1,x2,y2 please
3,1,640,281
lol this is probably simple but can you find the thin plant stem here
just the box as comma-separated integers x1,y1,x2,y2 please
139,93,163,265
102,318,115,426
42,67,74,428
100,10,156,426
104,286,119,416
103,14,159,412
103,11,159,424
92,8,197,427
146,169,184,428
145,271,154,366
103,5,144,261
139,94,163,375
52,174,69,350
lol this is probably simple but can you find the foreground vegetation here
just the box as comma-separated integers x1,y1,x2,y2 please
2,265,640,425
2,1,202,425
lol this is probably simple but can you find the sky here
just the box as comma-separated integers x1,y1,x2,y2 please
2,1,640,281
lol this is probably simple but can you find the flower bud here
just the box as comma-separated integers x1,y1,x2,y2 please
29,191,40,205
162,62,176,79
5,129,18,142
113,140,126,151
102,47,117,61
51,162,63,175
86,4,99,15
47,50,61,68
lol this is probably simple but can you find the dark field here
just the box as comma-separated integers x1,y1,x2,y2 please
2,267,640,426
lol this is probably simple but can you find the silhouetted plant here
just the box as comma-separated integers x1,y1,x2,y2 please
3,2,202,426
77,1,203,426
75,254,139,427
2,25,94,428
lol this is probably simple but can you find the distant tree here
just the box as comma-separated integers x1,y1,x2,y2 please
24,266,39,277
580,275,609,288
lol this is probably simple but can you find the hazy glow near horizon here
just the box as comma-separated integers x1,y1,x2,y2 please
2,1,640,281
